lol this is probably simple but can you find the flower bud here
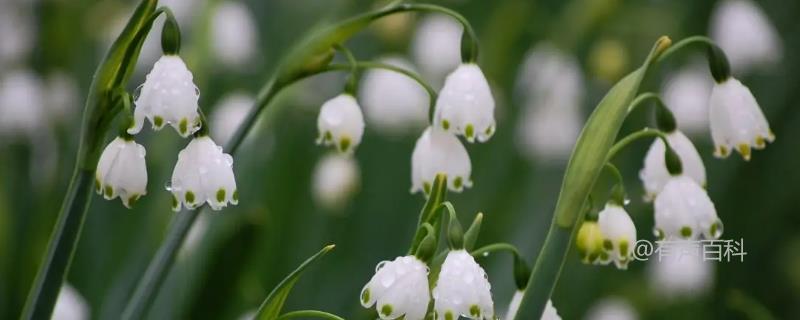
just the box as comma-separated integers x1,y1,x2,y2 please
95,136,148,208
316,94,365,154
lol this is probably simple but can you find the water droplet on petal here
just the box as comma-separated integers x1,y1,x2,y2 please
380,274,395,288
223,154,233,166
164,181,173,192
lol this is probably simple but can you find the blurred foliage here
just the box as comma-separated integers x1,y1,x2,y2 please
1,0,799,319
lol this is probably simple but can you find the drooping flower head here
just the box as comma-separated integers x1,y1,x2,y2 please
597,203,637,269
434,64,496,143
316,94,365,154
95,136,148,208
640,130,706,200
360,255,430,320
170,136,238,211
654,175,722,240
359,56,429,135
312,153,360,211
130,55,201,137
411,127,472,194
411,14,462,85
433,249,494,320
709,77,774,160
576,221,606,265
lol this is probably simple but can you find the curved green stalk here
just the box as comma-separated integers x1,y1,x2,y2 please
626,92,666,114
655,35,717,64
20,1,158,319
606,128,670,161
513,36,673,319
471,243,521,258
277,310,345,320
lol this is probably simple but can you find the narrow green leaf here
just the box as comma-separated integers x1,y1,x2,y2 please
408,174,448,254
254,245,336,320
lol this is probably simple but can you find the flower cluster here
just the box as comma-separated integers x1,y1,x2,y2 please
96,54,238,211
361,250,496,320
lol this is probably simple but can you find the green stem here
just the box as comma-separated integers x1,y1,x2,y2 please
606,128,670,161
333,44,359,95
626,92,665,114
471,243,520,258
655,35,716,64
277,310,345,320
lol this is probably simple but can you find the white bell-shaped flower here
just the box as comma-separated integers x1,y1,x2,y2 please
433,249,494,320
576,221,606,265
53,284,89,320
312,153,360,211
710,0,782,73
170,136,238,211
515,44,584,162
130,55,201,137
411,127,472,194
360,255,430,320
662,62,713,135
411,14,462,86
648,240,714,299
654,175,722,240
211,1,257,68
541,300,561,320
709,77,774,161
316,94,365,154
597,203,637,269
359,56,429,135
639,130,706,200
585,298,637,320
95,137,148,208
434,64,496,143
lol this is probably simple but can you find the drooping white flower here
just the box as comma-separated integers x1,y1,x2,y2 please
710,0,782,74
541,300,561,320
597,203,637,269
434,64,496,143
411,127,472,194
662,62,713,135
515,44,584,162
316,94,365,154
654,175,722,240
360,255,430,320
95,137,148,208
649,240,714,299
211,1,257,68
210,92,253,145
359,56,429,135
130,55,201,138
312,153,360,211
170,136,238,211
411,14,462,86
0,69,44,138
585,297,638,320
54,283,89,320
433,249,494,320
709,77,774,160
639,130,706,200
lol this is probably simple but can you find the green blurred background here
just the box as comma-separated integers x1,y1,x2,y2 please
1,0,798,319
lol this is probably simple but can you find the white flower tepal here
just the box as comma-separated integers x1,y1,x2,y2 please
316,94,365,154
597,203,636,269
170,136,238,211
541,300,561,320
130,55,201,137
433,249,494,320
654,175,722,240
709,77,774,160
360,256,430,320
434,64,496,143
312,154,360,210
95,137,148,208
411,127,472,194
359,56,429,135
639,130,706,200
53,284,89,320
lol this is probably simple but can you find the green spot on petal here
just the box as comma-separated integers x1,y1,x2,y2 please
216,188,226,203
179,118,188,135
94,178,101,192
324,131,332,142
104,185,113,198
603,239,613,251
339,137,351,152
619,240,629,256
361,288,370,304
470,304,480,317
232,189,239,202
445,311,454,320
127,194,140,207
154,116,164,128
171,194,179,209
465,123,474,139
454,177,463,189
442,119,450,130
680,226,693,238
185,191,195,204
380,304,392,316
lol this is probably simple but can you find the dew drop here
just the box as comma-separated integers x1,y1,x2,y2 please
379,274,395,288
164,181,173,192
223,154,234,166
376,261,387,272
482,252,489,257
624,198,631,205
